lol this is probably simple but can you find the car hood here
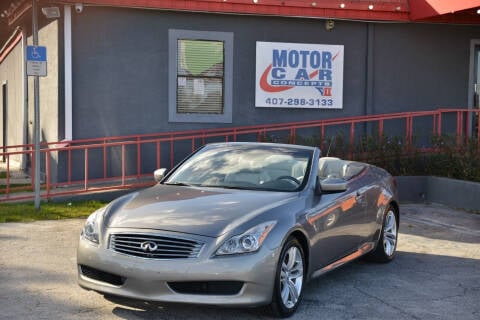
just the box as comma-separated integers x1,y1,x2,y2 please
103,184,297,237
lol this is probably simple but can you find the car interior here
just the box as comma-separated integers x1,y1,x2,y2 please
318,157,366,181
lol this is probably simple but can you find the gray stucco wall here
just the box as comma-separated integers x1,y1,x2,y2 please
373,23,473,113
0,39,24,166
27,20,61,182
70,7,480,141
27,20,60,145
71,8,367,138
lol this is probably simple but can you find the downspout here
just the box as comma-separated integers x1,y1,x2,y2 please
365,23,375,115
364,23,375,135
64,5,72,141
22,28,27,171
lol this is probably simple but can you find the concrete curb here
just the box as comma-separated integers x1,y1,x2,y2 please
396,176,480,212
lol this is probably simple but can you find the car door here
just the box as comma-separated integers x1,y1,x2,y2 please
362,172,394,239
306,178,368,269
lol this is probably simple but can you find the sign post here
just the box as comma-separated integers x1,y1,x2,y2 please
30,0,42,211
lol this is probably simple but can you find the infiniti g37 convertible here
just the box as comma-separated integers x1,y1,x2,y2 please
77,142,399,317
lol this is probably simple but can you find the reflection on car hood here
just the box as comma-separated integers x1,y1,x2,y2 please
104,184,296,237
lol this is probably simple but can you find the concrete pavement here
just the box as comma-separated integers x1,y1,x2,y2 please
0,203,478,319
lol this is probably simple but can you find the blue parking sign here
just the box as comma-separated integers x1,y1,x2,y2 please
26,46,47,76
27,46,47,62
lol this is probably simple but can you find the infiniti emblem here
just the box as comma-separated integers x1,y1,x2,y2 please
140,241,158,252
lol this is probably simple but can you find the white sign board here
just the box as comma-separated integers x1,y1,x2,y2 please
255,41,344,109
26,46,47,77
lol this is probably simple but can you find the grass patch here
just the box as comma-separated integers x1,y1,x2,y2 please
0,183,33,191
0,200,106,223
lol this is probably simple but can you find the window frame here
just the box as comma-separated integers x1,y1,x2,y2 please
168,29,233,123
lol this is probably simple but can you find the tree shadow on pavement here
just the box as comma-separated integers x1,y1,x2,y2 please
400,204,480,244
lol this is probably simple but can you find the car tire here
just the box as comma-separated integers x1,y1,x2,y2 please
366,205,398,263
268,237,305,318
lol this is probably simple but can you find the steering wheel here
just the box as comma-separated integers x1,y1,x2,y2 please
276,176,301,185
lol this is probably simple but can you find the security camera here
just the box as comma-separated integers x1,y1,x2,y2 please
75,3,83,13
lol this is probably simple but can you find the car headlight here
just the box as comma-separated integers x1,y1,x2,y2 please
216,221,277,255
81,207,106,244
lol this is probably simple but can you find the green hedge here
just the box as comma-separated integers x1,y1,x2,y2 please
261,133,480,182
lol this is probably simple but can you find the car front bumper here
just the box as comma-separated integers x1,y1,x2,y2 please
77,228,280,307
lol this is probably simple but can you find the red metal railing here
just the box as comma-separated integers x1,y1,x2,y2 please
0,108,478,202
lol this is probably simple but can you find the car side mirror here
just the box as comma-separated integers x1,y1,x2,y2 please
320,176,348,192
153,168,168,182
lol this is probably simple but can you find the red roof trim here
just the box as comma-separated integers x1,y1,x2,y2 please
51,0,410,22
4,0,480,25
0,31,22,64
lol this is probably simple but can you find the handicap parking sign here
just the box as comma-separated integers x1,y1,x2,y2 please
27,46,47,62
26,46,47,76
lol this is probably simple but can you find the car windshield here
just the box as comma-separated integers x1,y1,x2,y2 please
164,144,313,192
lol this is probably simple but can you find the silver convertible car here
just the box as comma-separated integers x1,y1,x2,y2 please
77,142,399,317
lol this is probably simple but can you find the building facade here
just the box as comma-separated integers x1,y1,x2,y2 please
1,0,480,181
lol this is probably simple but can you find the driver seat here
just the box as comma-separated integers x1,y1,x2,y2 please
224,169,271,185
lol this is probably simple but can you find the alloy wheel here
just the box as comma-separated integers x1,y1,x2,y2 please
383,210,397,256
280,246,304,308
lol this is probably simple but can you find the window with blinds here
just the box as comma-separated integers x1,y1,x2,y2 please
176,39,225,114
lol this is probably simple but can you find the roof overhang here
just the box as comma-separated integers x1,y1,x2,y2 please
2,0,31,26
1,0,480,26
409,0,480,20
53,0,411,21
2,0,411,26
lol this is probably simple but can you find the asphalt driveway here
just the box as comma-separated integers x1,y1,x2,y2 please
0,203,479,320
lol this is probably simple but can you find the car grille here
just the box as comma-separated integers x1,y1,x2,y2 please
109,233,203,259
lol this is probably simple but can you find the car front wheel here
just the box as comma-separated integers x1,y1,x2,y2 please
269,237,305,318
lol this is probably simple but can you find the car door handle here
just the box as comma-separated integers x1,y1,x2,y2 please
355,192,366,205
